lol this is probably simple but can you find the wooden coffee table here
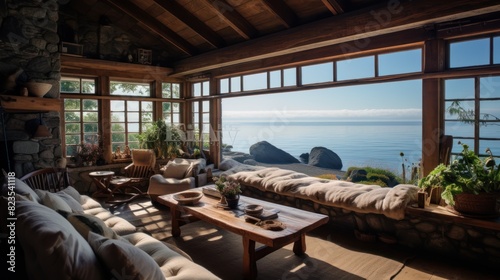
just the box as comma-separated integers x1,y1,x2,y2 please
158,192,329,279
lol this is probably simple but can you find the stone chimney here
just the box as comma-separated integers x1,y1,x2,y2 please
0,0,63,176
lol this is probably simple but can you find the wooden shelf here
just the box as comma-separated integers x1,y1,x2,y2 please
0,95,61,112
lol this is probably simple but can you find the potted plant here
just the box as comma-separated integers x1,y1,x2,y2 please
137,120,183,159
213,176,242,209
75,142,102,166
419,142,500,216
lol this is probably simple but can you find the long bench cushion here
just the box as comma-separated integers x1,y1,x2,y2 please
122,232,221,279
227,167,419,220
16,200,106,280
81,195,137,235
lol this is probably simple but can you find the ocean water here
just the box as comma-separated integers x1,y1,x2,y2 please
221,121,424,173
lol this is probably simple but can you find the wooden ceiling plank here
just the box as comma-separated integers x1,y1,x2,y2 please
200,0,258,40
171,0,500,76
101,0,197,55
154,0,225,48
321,0,345,15
261,0,299,28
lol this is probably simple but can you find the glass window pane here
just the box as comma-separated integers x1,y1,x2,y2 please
111,123,125,132
494,36,500,64
337,56,375,80
82,79,95,93
60,78,80,93
164,114,172,123
111,100,125,111
127,101,139,111
163,102,171,112
220,78,229,94
445,120,474,138
193,102,199,113
480,100,500,125
66,145,78,157
445,101,475,121
243,72,267,91
480,76,500,98
111,112,125,122
65,135,80,145
65,112,80,122
128,123,139,132
479,140,500,156
142,112,153,122
64,99,80,110
445,78,475,99
172,83,180,98
127,112,139,122
82,99,98,110
301,62,333,85
203,81,210,96
270,70,281,88
110,81,150,97
193,83,201,97
173,103,180,112
378,49,421,76
112,133,125,143
202,101,209,111
283,68,296,86
128,133,139,142
65,123,80,133
481,125,500,139
129,142,140,149
231,77,241,92
83,123,98,133
142,101,153,111
449,38,490,68
173,113,180,123
82,112,97,122
162,83,172,98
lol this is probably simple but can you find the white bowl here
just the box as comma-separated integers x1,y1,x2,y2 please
173,191,203,205
25,82,52,97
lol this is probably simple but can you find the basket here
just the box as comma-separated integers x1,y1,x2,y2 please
453,192,500,216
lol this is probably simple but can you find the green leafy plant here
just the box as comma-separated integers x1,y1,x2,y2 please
137,120,183,159
213,176,241,198
419,142,500,206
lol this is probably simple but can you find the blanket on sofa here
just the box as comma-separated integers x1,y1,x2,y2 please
224,166,419,220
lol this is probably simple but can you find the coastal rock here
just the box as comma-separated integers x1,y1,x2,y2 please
308,146,343,170
249,141,299,164
299,153,309,164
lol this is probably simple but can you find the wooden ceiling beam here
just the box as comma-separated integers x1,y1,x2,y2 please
200,0,258,40
321,0,345,15
154,0,225,48
261,0,298,28
101,0,197,56
171,0,500,77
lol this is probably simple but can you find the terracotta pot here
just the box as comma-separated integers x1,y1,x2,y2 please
453,192,500,216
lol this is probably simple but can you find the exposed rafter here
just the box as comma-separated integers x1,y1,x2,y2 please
321,0,345,15
154,0,225,48
101,0,197,56
261,0,298,28
200,0,258,40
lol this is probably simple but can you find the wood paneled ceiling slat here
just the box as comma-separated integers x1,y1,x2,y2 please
154,0,226,48
261,0,298,28
199,0,259,40
321,0,346,15
101,0,198,55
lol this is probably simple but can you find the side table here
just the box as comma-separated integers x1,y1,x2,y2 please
89,171,115,198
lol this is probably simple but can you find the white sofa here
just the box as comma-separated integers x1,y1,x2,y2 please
3,176,219,280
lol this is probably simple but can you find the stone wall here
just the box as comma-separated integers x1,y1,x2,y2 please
0,0,64,176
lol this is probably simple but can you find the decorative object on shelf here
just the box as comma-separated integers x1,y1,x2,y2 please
25,113,51,139
173,191,203,205
25,81,52,97
214,176,242,209
419,142,500,217
137,48,152,65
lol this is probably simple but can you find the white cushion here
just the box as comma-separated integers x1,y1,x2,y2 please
61,211,120,240
35,189,73,213
16,201,106,280
88,232,164,280
56,192,84,213
163,162,190,179
59,186,82,204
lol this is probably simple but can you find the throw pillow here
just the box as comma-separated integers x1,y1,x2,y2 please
35,189,73,213
163,162,190,179
2,177,41,203
16,201,106,280
60,211,120,240
56,192,84,213
59,186,82,204
88,232,164,280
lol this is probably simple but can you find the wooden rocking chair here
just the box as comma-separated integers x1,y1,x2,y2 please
19,168,71,192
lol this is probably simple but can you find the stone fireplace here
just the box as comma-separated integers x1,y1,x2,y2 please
0,0,63,176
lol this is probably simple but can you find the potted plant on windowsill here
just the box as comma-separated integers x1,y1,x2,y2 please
419,142,500,217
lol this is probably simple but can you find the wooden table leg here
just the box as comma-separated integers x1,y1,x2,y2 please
242,237,257,280
293,233,306,255
170,206,181,237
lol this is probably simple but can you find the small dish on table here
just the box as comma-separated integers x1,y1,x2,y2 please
244,204,264,216
173,191,203,205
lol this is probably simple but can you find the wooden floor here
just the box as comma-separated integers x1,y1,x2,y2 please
108,197,499,280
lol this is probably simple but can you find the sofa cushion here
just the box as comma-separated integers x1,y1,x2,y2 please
122,232,220,279
35,189,73,213
60,211,120,240
7,177,41,203
16,200,106,280
88,232,164,280
81,195,137,235
59,186,82,204
56,192,84,213
163,162,190,179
